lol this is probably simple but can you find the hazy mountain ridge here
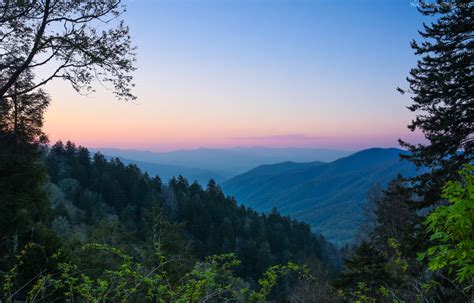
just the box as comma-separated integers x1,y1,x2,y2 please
91,147,351,182
222,148,421,245
103,156,227,185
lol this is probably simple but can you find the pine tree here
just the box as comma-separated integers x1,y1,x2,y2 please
337,241,390,297
0,70,49,144
365,177,421,257
0,70,54,274
399,0,473,206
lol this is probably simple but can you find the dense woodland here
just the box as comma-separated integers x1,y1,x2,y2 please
0,0,473,302
221,147,421,245
45,141,339,281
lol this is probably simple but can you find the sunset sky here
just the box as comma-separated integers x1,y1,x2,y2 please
43,0,427,151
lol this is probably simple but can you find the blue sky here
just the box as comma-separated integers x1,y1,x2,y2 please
45,0,429,151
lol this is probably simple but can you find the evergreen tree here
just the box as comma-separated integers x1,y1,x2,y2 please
36,140,340,299
0,70,49,143
0,70,60,288
365,177,421,258
399,0,473,206
337,241,390,298
383,2,474,299
0,71,51,258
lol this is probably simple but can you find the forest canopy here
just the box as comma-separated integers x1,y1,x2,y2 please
0,0,473,302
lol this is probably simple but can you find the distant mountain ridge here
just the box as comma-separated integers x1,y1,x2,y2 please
90,147,351,183
222,148,421,245
102,156,226,185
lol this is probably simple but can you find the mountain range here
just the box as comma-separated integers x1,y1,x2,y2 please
93,146,419,245
222,148,421,245
90,147,351,183
102,156,227,185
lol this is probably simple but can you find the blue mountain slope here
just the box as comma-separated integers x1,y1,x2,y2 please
222,148,420,245
91,147,351,178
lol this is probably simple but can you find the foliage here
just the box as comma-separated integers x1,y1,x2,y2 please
0,70,51,248
249,262,312,302
344,1,474,301
363,177,421,257
1,243,311,302
0,0,136,100
43,141,338,285
337,238,424,303
419,165,474,290
0,109,53,279
0,69,49,144
398,0,473,206
3,0,472,301
223,148,419,245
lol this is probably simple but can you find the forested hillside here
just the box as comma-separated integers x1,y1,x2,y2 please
0,0,472,302
45,141,340,283
223,148,421,244
103,155,227,185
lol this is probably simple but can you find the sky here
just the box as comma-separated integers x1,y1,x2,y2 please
43,0,428,151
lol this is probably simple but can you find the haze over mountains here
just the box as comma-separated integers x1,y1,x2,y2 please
222,148,421,245
90,147,352,183
92,146,420,245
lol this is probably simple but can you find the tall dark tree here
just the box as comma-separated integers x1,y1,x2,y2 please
399,0,473,206
364,177,421,257
0,70,49,143
0,70,53,269
337,241,391,298
351,3,474,299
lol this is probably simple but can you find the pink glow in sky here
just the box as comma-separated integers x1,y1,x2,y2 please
43,1,426,152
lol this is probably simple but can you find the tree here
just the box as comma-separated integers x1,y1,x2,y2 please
0,135,50,250
0,0,136,278
0,68,51,262
398,0,473,206
364,177,421,257
337,241,390,294
0,69,49,143
419,164,473,298
1,243,312,302
0,0,136,101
